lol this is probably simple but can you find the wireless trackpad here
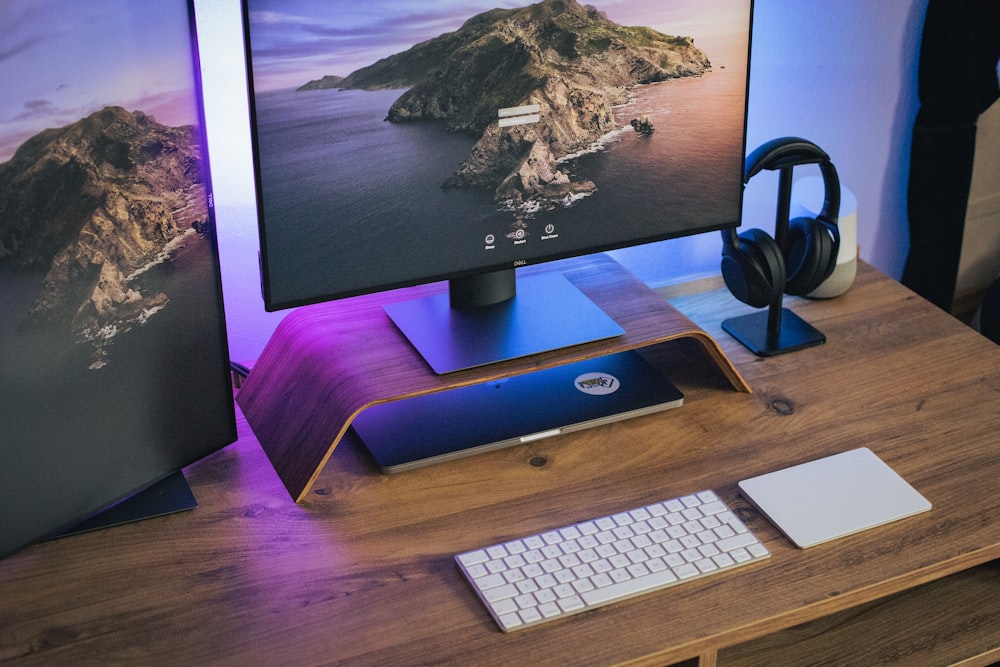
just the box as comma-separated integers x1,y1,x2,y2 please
738,447,931,548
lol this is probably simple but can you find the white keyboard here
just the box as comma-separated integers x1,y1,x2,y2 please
455,489,769,632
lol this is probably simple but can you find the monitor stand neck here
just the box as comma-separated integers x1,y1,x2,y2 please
449,268,517,309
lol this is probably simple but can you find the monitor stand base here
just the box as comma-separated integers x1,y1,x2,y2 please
47,471,196,540
384,272,625,374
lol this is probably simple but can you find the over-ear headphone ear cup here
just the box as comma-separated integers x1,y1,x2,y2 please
744,227,786,296
721,228,786,308
785,217,836,295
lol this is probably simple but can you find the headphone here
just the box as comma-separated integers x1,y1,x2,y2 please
721,137,841,308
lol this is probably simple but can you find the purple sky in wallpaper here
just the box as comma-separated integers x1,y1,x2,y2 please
246,0,751,91
0,1,200,162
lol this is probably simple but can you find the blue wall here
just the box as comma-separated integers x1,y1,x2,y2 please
194,0,929,362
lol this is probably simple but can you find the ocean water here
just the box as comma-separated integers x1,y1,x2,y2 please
254,44,749,308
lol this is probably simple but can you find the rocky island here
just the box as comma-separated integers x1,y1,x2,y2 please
297,74,344,91
0,106,208,366
301,0,710,209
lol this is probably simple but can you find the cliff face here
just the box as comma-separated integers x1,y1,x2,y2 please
324,0,710,206
0,106,207,354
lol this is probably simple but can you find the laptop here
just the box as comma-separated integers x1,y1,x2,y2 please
351,350,683,472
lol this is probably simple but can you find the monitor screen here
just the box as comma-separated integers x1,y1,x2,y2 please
242,0,753,312
0,0,236,559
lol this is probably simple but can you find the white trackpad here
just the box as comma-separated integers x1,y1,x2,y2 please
738,447,931,548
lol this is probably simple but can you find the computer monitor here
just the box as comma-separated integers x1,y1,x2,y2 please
242,0,753,372
0,0,236,559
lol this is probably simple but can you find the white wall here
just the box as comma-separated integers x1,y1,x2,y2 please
193,0,929,362
194,0,282,361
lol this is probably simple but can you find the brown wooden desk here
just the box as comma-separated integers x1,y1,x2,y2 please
3,259,1000,665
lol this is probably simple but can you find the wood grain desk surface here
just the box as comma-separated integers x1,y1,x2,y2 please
3,260,1000,665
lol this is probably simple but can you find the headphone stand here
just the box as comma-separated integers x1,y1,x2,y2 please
722,162,827,356
722,304,825,357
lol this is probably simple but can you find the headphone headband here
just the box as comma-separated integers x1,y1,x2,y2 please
744,136,841,226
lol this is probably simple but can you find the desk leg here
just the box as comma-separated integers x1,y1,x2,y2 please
698,650,719,667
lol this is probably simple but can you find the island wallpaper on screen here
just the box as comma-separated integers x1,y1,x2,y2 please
245,0,752,308
0,1,235,556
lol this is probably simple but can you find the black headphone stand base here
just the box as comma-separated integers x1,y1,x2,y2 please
722,307,825,357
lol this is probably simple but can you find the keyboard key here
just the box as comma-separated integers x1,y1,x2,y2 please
717,532,758,552
458,550,488,566
483,584,518,603
475,573,505,590
582,566,680,606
